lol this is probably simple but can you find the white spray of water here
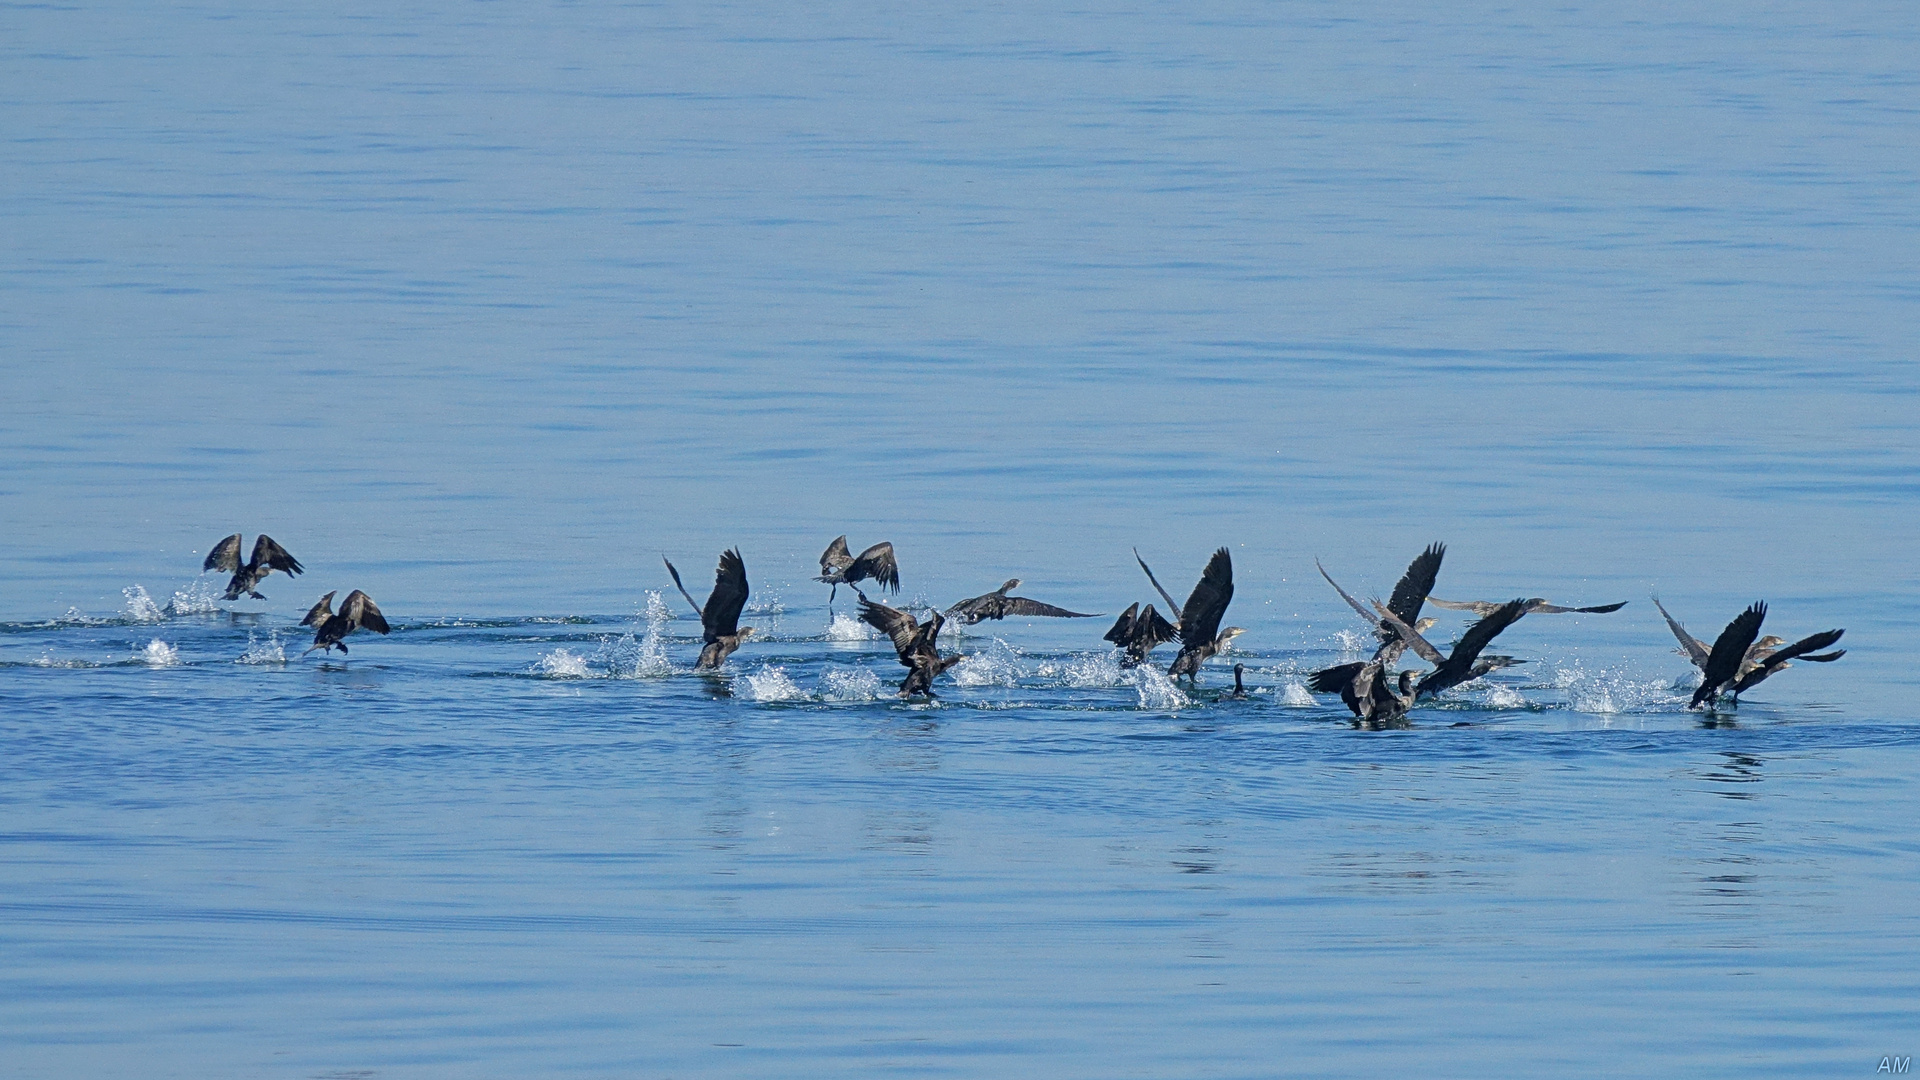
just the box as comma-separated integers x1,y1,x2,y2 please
238,630,286,665
735,664,806,702
1131,667,1190,710
1480,684,1527,710
123,586,163,622
1554,662,1679,714
818,666,884,702
951,638,1023,688
34,652,87,668
825,613,874,642
1333,629,1368,658
167,578,222,615
1036,650,1125,688
534,647,592,678
140,639,180,667
1278,679,1316,707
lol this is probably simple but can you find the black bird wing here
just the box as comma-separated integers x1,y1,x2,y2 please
251,534,303,576
205,534,244,574
1001,596,1098,619
1692,602,1766,707
1135,604,1178,649
1732,627,1845,693
1651,596,1712,668
662,558,705,620
1316,558,1381,626
1178,548,1233,647
1308,661,1367,694
850,542,900,593
1800,650,1846,663
1134,549,1184,622
819,535,853,574
300,591,336,627
1103,603,1139,645
1549,600,1628,614
1385,543,1445,629
342,590,390,634
857,594,922,663
704,549,749,639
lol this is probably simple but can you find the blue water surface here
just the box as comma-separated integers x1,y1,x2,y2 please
3,2,1918,1076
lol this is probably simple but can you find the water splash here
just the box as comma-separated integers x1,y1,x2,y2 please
534,647,592,678
238,630,286,665
1131,667,1189,710
818,666,883,702
167,578,222,615
1555,663,1680,714
1333,629,1368,658
735,664,805,702
140,639,180,667
1480,684,1527,710
825,613,873,642
951,638,1023,688
123,586,163,622
1278,678,1316,707
1036,650,1124,688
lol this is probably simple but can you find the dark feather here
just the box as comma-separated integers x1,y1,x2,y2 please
1691,602,1766,708
251,535,304,576
300,591,336,627
1385,543,1445,630
205,534,244,574
1177,548,1234,648
703,549,749,640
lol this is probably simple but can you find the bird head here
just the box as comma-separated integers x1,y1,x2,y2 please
1000,578,1022,593
1217,626,1247,648
1415,616,1437,633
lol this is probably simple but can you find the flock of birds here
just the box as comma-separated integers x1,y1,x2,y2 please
200,532,1847,718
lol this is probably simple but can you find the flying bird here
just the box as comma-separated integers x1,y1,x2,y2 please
204,533,304,601
1659,599,1845,709
1316,544,1446,654
1376,599,1532,699
857,592,964,697
665,549,755,670
1159,547,1244,680
946,579,1099,625
1103,602,1178,668
301,590,389,656
817,536,899,604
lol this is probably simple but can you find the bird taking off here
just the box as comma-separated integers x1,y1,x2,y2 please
664,549,755,671
1427,597,1627,616
817,536,899,604
946,579,1099,625
204,534,304,601
857,591,964,697
1104,602,1178,668
1143,547,1242,681
1656,598,1845,709
301,590,389,656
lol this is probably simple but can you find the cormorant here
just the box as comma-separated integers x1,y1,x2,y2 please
1229,663,1250,700
1661,599,1845,708
204,534,304,601
1159,547,1243,680
946,579,1099,625
664,549,755,671
1377,599,1532,699
817,536,899,603
857,591,964,697
1316,544,1446,656
301,590,389,656
1309,659,1416,725
1103,602,1177,668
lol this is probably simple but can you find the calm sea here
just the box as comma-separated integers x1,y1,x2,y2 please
3,2,1917,1076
